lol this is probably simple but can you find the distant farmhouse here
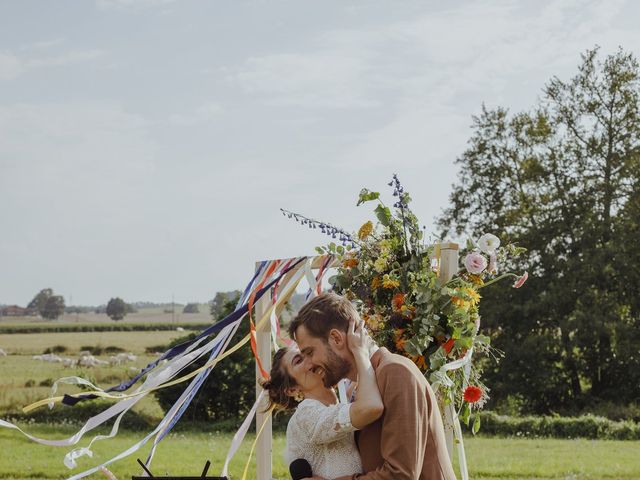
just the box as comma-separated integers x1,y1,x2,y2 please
0,305,37,317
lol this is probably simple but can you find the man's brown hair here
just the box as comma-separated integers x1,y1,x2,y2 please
288,292,359,341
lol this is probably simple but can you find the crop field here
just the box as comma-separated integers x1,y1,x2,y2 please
0,308,213,327
0,331,186,355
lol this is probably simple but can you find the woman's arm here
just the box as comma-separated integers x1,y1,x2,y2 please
347,318,384,429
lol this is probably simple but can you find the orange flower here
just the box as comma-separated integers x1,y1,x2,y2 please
463,386,483,403
343,257,359,269
442,338,455,355
394,329,406,351
392,293,405,311
412,355,428,371
371,276,381,289
451,296,470,310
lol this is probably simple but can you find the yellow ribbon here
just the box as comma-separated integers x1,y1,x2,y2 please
241,406,274,480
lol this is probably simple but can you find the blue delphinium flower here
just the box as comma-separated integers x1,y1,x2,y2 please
280,208,357,247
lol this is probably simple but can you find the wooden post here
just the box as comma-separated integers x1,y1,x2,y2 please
255,263,273,480
436,242,459,462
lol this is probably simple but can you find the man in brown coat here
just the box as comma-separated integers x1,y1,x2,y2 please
289,292,457,480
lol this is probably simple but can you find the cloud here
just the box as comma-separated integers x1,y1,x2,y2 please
167,102,223,126
0,48,105,81
0,52,24,80
96,0,181,10
224,52,379,109
0,100,154,196
26,49,104,68
23,38,65,50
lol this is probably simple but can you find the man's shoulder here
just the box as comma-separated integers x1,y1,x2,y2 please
374,348,426,382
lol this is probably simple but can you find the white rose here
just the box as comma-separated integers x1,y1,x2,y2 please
478,233,500,254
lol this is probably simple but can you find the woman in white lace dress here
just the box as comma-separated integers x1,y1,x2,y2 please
262,319,382,479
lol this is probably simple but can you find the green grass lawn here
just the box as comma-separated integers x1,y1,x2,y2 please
0,425,639,479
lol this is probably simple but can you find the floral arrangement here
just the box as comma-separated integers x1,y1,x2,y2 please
282,175,527,432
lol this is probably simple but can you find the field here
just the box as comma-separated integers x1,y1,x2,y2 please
0,308,212,325
1,426,639,479
1,315,640,479
0,324,188,417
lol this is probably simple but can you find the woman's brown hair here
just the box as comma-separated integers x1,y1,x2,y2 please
261,347,301,412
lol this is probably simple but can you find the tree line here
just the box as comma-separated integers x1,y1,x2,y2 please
438,47,640,415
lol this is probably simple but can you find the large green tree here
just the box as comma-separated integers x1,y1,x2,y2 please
106,297,127,321
439,48,640,414
28,288,65,320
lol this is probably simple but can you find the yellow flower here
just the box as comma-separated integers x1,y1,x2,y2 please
371,276,381,289
382,274,400,289
374,257,388,273
365,313,383,330
467,274,485,286
358,221,374,240
464,287,481,305
379,239,392,253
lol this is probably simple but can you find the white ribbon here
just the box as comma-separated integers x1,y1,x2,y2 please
221,391,265,477
221,257,318,476
431,346,474,480
62,323,239,469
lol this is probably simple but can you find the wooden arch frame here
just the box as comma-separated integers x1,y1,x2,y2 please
254,243,460,479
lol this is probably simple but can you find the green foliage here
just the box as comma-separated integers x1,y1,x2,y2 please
3,400,154,429
182,302,200,314
27,289,66,320
0,323,210,334
155,293,257,423
27,288,53,313
43,345,67,354
439,47,640,413
471,412,640,440
209,291,241,319
80,345,104,355
313,177,525,423
106,297,127,321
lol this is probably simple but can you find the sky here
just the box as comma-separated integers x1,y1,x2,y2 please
1,0,639,306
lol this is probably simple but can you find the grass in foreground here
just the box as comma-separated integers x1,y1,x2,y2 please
1,425,639,479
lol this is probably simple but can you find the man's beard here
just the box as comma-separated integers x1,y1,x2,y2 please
321,345,351,388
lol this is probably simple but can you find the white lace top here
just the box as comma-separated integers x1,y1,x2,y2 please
285,398,362,478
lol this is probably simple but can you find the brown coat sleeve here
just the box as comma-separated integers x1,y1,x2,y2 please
358,362,427,480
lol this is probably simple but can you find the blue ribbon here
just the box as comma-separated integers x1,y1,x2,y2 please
62,257,306,406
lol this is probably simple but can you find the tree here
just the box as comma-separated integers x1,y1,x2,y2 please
183,303,200,314
106,297,128,321
209,291,241,319
28,288,53,313
438,47,640,414
28,288,65,320
42,295,65,320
